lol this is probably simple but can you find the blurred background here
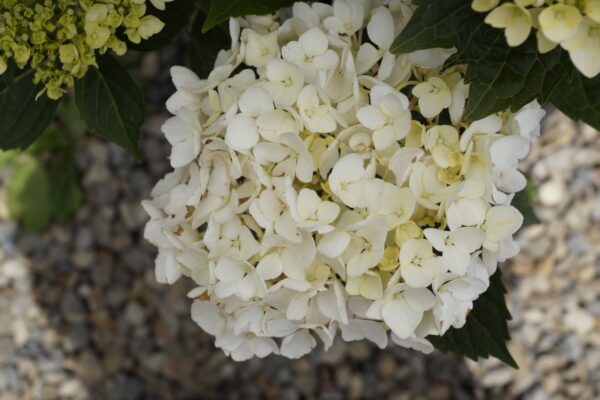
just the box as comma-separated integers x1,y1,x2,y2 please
0,46,599,400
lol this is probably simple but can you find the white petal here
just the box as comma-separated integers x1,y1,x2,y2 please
357,105,386,130
251,337,279,358
423,229,448,252
391,334,434,354
318,230,351,257
215,257,245,283
340,320,388,349
239,87,274,117
280,331,317,359
460,115,503,151
452,227,485,253
300,27,328,56
316,201,340,224
401,264,433,288
317,287,344,323
355,43,380,75
367,7,395,49
382,299,422,339
490,135,530,169
225,115,259,151
191,301,223,336
377,51,396,80
266,318,300,337
287,293,310,320
443,247,471,275
484,206,523,242
257,253,283,280
403,288,437,311
297,189,320,220
155,249,182,284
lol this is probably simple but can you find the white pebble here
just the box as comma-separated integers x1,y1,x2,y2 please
538,180,565,207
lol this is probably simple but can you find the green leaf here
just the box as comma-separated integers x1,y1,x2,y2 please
48,152,82,222
512,181,540,228
390,0,475,55
390,0,562,122
0,150,19,170
189,11,231,77
545,53,600,131
203,0,294,32
75,54,145,159
427,270,518,368
461,43,561,121
128,0,198,51
26,128,71,154
0,62,58,150
6,158,52,232
57,96,88,138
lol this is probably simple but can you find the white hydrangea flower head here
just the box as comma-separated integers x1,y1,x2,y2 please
144,0,544,361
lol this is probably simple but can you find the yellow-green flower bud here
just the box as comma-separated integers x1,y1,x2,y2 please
0,0,170,99
86,4,109,24
46,79,64,100
31,30,47,45
12,44,30,67
0,57,7,75
108,37,127,56
139,15,164,40
59,43,78,64
85,22,110,49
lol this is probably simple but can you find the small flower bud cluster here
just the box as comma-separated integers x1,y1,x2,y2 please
0,0,172,99
473,0,600,78
143,0,544,361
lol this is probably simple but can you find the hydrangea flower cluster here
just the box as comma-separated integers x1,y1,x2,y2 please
473,0,600,78
143,0,544,361
0,0,171,99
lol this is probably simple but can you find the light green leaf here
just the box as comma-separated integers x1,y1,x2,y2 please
75,55,146,159
0,62,58,150
203,0,295,32
6,158,52,232
427,270,518,368
0,150,19,170
48,152,82,222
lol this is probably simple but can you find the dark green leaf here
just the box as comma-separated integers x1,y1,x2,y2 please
203,0,294,32
390,0,563,122
189,11,231,77
461,42,561,121
48,152,82,222
0,62,58,150
390,0,475,55
512,181,540,228
427,270,518,368
128,0,198,51
75,55,145,159
546,53,600,130
6,158,52,232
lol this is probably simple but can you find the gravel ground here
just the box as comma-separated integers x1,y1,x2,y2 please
0,51,599,399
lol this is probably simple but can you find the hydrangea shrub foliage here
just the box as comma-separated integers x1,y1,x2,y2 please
2,0,599,366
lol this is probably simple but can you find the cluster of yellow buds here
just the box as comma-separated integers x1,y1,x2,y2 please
473,0,600,78
0,0,169,99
